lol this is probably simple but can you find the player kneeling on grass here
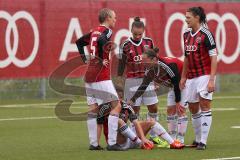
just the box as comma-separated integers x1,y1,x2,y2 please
97,101,184,150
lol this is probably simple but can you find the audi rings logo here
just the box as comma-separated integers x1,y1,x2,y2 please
185,45,197,52
133,55,143,62
0,11,39,68
164,12,240,64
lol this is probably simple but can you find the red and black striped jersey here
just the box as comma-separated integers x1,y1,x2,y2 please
183,27,217,79
76,25,112,83
118,37,154,78
131,57,183,103
158,56,183,75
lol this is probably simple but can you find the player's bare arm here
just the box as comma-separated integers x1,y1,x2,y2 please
208,55,217,93
180,57,188,90
132,119,153,146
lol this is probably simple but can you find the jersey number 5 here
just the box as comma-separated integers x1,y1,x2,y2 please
90,37,97,57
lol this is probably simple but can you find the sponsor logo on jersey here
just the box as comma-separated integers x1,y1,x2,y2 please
185,45,197,52
133,55,142,62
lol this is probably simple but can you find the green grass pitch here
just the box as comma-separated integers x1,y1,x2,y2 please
0,92,240,160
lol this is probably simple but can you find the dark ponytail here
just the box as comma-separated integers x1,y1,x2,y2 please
131,16,145,29
187,6,207,26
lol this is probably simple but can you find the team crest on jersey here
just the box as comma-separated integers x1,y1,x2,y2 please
196,37,202,44
144,45,150,50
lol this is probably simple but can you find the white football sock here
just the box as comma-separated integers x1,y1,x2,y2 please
147,112,159,138
107,114,119,145
201,110,212,145
167,114,178,140
192,110,202,143
151,122,174,144
177,116,188,144
87,112,98,147
119,124,141,144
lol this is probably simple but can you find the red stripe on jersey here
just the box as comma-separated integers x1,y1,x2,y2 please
190,35,199,78
197,32,205,75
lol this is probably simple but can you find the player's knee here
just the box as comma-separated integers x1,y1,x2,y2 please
110,101,121,113
118,118,125,127
200,105,211,111
133,106,140,114
189,107,199,114
146,120,156,128
167,106,176,115
199,98,211,111
147,104,158,113
189,103,200,114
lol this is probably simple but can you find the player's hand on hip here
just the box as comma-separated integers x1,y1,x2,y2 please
179,78,187,90
207,79,215,93
102,59,109,67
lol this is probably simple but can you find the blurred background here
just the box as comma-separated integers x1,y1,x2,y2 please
0,0,239,102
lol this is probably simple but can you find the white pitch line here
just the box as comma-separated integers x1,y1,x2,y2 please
0,116,56,121
231,126,240,129
214,96,240,99
0,115,87,122
0,102,87,108
202,157,240,160
213,108,238,111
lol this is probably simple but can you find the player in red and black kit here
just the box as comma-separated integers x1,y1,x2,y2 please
179,7,218,150
128,48,189,145
97,101,184,150
76,8,124,151
117,17,160,144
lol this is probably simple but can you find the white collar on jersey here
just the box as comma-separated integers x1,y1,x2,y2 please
190,26,202,37
128,37,143,46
